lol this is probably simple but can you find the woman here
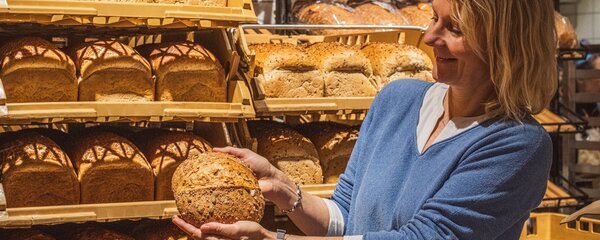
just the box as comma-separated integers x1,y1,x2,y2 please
173,0,557,239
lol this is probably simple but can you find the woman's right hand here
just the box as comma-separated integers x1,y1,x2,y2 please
213,147,297,210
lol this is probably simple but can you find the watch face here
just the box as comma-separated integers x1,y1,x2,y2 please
276,229,286,240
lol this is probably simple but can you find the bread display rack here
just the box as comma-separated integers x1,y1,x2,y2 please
237,24,433,117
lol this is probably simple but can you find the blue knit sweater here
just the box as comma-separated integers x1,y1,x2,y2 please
331,80,552,240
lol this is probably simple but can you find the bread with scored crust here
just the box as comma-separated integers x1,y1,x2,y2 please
69,40,153,102
0,37,77,103
70,227,134,240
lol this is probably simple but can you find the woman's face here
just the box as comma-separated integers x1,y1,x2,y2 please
424,0,489,87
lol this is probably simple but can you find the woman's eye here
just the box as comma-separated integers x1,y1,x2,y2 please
431,16,439,22
448,25,462,35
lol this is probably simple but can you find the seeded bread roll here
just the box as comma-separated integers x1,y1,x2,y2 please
132,221,190,240
296,122,358,184
0,131,80,207
305,42,378,97
69,40,154,102
142,130,212,200
248,120,323,184
360,42,434,89
172,152,265,227
5,229,56,240
0,37,77,103
71,131,154,203
249,44,324,98
71,227,134,240
399,4,434,27
139,42,226,102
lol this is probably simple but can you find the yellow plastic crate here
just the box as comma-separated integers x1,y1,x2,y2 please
521,213,600,240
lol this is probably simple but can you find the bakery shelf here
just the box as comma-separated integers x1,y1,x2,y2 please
0,184,333,227
520,213,600,240
0,80,255,124
237,24,432,117
533,107,586,134
0,0,256,30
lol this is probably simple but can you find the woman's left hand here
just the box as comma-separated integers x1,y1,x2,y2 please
172,215,275,240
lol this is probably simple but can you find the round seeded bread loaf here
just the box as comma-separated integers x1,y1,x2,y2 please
248,120,323,184
172,152,265,227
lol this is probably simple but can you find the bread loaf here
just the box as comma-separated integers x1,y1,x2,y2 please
19,128,73,150
71,131,154,203
249,44,324,98
71,227,134,240
69,40,153,102
142,130,212,200
554,11,578,49
82,0,226,7
360,42,434,89
139,42,226,102
296,122,358,184
172,152,265,227
0,37,77,103
354,3,408,26
0,131,79,207
132,221,190,240
248,120,323,184
305,43,378,97
399,4,433,27
295,3,367,35
5,229,56,240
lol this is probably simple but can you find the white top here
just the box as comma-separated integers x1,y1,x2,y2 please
323,83,486,239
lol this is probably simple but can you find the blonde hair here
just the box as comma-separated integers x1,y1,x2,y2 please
449,0,557,121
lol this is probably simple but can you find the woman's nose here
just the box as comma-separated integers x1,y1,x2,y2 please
423,25,443,47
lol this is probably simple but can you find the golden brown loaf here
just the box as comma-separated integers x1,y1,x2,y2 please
70,131,154,203
305,42,378,97
132,221,190,240
554,11,578,49
171,152,265,227
249,44,324,98
0,37,77,103
142,130,212,200
140,42,226,102
295,3,367,35
83,0,226,7
296,122,358,184
0,131,79,207
248,120,323,184
399,4,434,27
70,227,134,240
5,229,56,240
69,40,154,102
360,42,434,88
354,3,408,26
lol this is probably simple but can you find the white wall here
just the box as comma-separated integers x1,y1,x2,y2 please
561,0,600,45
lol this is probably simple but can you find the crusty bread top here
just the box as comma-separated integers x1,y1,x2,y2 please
360,42,432,77
399,5,433,27
1,131,75,174
305,42,373,75
68,40,151,80
132,221,189,240
70,131,150,172
6,229,56,240
248,43,316,73
248,120,320,162
138,42,224,79
295,121,358,149
71,228,134,240
354,3,408,25
143,130,212,171
0,37,76,77
171,152,259,193
554,11,578,49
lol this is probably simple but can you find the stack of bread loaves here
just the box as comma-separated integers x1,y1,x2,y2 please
361,42,434,89
69,40,154,102
249,44,324,98
70,130,154,203
296,122,359,184
0,130,80,208
141,130,212,200
0,37,77,103
138,42,227,102
248,120,323,184
172,152,265,227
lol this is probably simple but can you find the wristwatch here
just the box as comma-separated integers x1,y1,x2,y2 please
276,229,286,240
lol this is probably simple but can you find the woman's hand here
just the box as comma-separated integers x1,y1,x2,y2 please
213,147,297,209
173,215,274,240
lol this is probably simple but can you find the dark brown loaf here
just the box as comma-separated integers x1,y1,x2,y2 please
71,131,154,203
142,130,212,200
140,42,226,102
69,40,153,102
0,37,77,103
360,42,433,88
70,227,134,240
5,229,56,240
132,221,190,240
0,131,79,207
249,44,324,98
296,122,358,184
171,152,265,227
248,120,323,184
305,42,378,97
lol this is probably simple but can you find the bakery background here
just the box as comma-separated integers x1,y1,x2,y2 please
0,0,597,239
